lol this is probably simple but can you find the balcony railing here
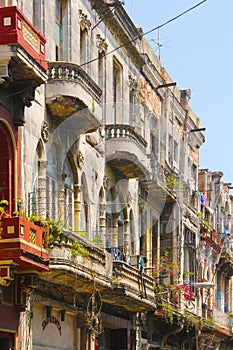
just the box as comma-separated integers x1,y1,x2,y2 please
0,6,47,71
112,260,155,309
0,216,49,271
105,124,147,151
48,229,112,291
213,308,231,332
48,62,102,103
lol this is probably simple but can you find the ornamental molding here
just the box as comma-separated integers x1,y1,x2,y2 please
79,9,91,31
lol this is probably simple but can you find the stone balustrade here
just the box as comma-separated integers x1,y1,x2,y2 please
48,62,102,103
105,124,147,151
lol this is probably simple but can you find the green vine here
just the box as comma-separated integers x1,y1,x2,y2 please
70,240,89,257
196,211,214,232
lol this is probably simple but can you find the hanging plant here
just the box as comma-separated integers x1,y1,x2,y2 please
86,290,103,335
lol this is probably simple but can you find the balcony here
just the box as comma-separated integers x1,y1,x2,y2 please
46,62,102,131
0,216,49,271
199,221,222,254
105,124,150,178
140,156,177,204
0,6,47,125
218,241,233,276
102,260,155,312
0,6,47,81
213,308,231,333
41,230,112,293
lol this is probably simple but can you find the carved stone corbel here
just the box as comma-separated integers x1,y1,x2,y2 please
96,34,108,54
77,151,84,169
41,121,49,142
129,74,138,93
79,10,91,31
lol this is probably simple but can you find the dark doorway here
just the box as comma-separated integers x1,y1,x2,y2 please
105,328,128,350
0,332,15,350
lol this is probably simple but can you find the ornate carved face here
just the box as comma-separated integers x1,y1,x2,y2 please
77,150,84,169
41,121,49,142
103,174,109,190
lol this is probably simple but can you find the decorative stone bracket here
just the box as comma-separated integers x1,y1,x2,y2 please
10,84,36,126
79,10,91,31
0,261,16,286
96,34,108,54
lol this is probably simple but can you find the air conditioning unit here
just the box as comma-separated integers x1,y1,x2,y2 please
0,64,8,78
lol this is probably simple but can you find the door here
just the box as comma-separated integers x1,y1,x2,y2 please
0,122,14,214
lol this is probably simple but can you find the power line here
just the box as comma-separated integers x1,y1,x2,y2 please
79,0,207,68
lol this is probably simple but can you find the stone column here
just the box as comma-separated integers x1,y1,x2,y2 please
57,174,65,221
38,161,48,219
135,312,142,350
74,184,82,232
123,219,130,254
99,203,106,247
112,212,120,247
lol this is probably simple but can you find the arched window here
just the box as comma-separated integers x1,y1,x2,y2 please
30,142,40,215
0,121,14,214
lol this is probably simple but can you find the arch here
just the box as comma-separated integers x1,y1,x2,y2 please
37,138,46,162
0,121,16,213
99,186,104,203
106,184,129,250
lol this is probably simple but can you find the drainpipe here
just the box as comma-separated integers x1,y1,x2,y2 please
161,323,184,349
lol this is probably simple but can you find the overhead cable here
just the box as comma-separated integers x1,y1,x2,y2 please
79,0,207,67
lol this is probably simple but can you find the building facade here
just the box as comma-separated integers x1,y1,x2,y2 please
0,1,233,349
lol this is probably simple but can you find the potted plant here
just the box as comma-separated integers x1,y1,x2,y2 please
28,214,44,227
0,199,9,208
0,200,10,218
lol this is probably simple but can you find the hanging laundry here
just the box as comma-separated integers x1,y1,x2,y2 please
200,192,205,204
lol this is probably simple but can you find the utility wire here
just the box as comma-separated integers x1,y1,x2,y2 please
79,0,207,68
12,0,207,98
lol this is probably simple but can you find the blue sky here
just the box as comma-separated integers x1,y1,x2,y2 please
124,0,233,183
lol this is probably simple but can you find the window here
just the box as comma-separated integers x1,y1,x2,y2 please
113,58,122,123
168,134,173,164
33,0,43,33
0,0,14,6
191,163,197,189
130,210,135,256
139,105,146,138
64,187,73,228
183,228,196,289
174,140,178,163
98,52,104,89
55,0,62,61
129,75,138,126
46,176,58,219
79,10,91,70
30,156,38,215
80,28,87,65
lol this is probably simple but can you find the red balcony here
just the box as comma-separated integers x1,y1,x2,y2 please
0,216,49,271
0,6,47,70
